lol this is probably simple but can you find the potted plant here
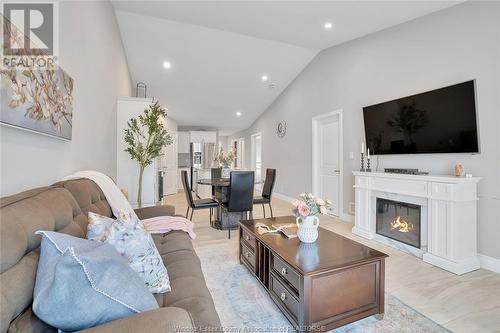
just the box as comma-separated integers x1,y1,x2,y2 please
292,193,331,243
124,100,172,208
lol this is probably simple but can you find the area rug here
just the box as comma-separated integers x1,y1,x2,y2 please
194,239,450,333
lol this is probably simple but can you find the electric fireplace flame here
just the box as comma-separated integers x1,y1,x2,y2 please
390,216,415,233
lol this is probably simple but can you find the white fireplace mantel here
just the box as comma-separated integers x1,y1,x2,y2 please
352,171,481,275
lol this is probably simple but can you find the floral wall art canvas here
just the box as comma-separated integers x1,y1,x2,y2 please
0,14,73,140
0,68,73,140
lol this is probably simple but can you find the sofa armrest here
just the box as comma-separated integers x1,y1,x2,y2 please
135,205,175,219
78,307,194,333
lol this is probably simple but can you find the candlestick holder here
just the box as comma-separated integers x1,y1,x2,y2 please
366,157,371,172
360,153,366,172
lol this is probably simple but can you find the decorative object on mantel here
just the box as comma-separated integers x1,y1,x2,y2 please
276,120,287,138
214,149,235,177
454,163,465,177
135,82,147,98
292,193,331,243
0,16,73,140
124,100,173,207
366,148,372,172
360,142,366,171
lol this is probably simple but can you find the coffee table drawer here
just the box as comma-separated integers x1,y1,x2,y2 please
272,254,300,292
241,228,256,251
270,273,299,319
241,242,256,272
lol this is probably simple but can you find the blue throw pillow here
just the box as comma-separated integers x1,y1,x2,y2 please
33,231,159,332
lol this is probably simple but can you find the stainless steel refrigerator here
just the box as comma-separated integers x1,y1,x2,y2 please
190,142,216,190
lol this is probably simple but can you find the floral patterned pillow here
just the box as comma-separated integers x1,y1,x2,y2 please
87,211,171,293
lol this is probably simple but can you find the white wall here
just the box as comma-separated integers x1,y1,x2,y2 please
1,1,132,195
230,2,500,259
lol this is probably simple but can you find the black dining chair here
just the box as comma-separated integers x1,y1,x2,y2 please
181,171,219,222
220,171,254,239
211,167,222,196
253,168,276,218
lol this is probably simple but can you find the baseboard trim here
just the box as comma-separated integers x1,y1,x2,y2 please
273,192,295,203
340,213,355,223
478,254,500,274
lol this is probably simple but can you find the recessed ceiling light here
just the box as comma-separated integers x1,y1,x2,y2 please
324,22,333,30
261,75,268,82
236,111,242,117
163,61,171,69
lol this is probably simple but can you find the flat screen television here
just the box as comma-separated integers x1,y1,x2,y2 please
363,80,479,155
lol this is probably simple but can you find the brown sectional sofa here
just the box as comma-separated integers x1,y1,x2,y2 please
0,179,221,333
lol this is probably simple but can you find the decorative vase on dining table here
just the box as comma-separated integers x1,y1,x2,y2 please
221,167,231,178
296,215,319,243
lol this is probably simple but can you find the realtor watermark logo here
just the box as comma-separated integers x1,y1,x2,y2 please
1,1,58,68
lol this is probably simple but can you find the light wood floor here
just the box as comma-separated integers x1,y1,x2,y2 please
162,192,500,333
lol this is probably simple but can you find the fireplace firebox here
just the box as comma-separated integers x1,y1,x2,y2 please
376,198,421,248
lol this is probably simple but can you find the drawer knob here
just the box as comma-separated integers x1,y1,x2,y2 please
245,252,250,258
281,267,287,275
280,292,286,301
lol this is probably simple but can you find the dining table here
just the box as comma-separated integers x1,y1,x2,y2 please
197,177,262,230
197,178,230,187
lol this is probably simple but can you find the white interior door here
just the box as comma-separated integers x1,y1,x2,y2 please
251,133,262,190
162,130,177,195
314,112,341,216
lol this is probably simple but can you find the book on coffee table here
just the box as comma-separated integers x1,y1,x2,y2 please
271,223,298,238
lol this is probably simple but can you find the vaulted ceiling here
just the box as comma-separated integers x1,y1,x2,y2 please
113,1,460,134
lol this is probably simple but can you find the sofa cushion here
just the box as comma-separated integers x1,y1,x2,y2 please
33,231,158,332
167,296,221,328
152,232,221,329
152,232,196,255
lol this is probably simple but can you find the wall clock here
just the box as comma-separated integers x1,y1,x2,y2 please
276,120,287,138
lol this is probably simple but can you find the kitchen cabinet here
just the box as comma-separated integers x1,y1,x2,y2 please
177,131,190,154
190,131,216,143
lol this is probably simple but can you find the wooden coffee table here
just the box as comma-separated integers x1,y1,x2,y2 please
239,216,388,331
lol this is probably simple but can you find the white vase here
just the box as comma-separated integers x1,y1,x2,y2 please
296,215,319,243
221,167,231,178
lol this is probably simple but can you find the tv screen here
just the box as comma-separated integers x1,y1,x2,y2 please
363,80,479,155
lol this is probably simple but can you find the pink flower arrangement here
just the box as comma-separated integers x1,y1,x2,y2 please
214,149,235,168
291,193,332,217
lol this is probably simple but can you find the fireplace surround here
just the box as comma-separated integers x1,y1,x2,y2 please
353,171,481,275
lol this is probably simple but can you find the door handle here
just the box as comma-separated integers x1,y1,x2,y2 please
334,170,340,173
